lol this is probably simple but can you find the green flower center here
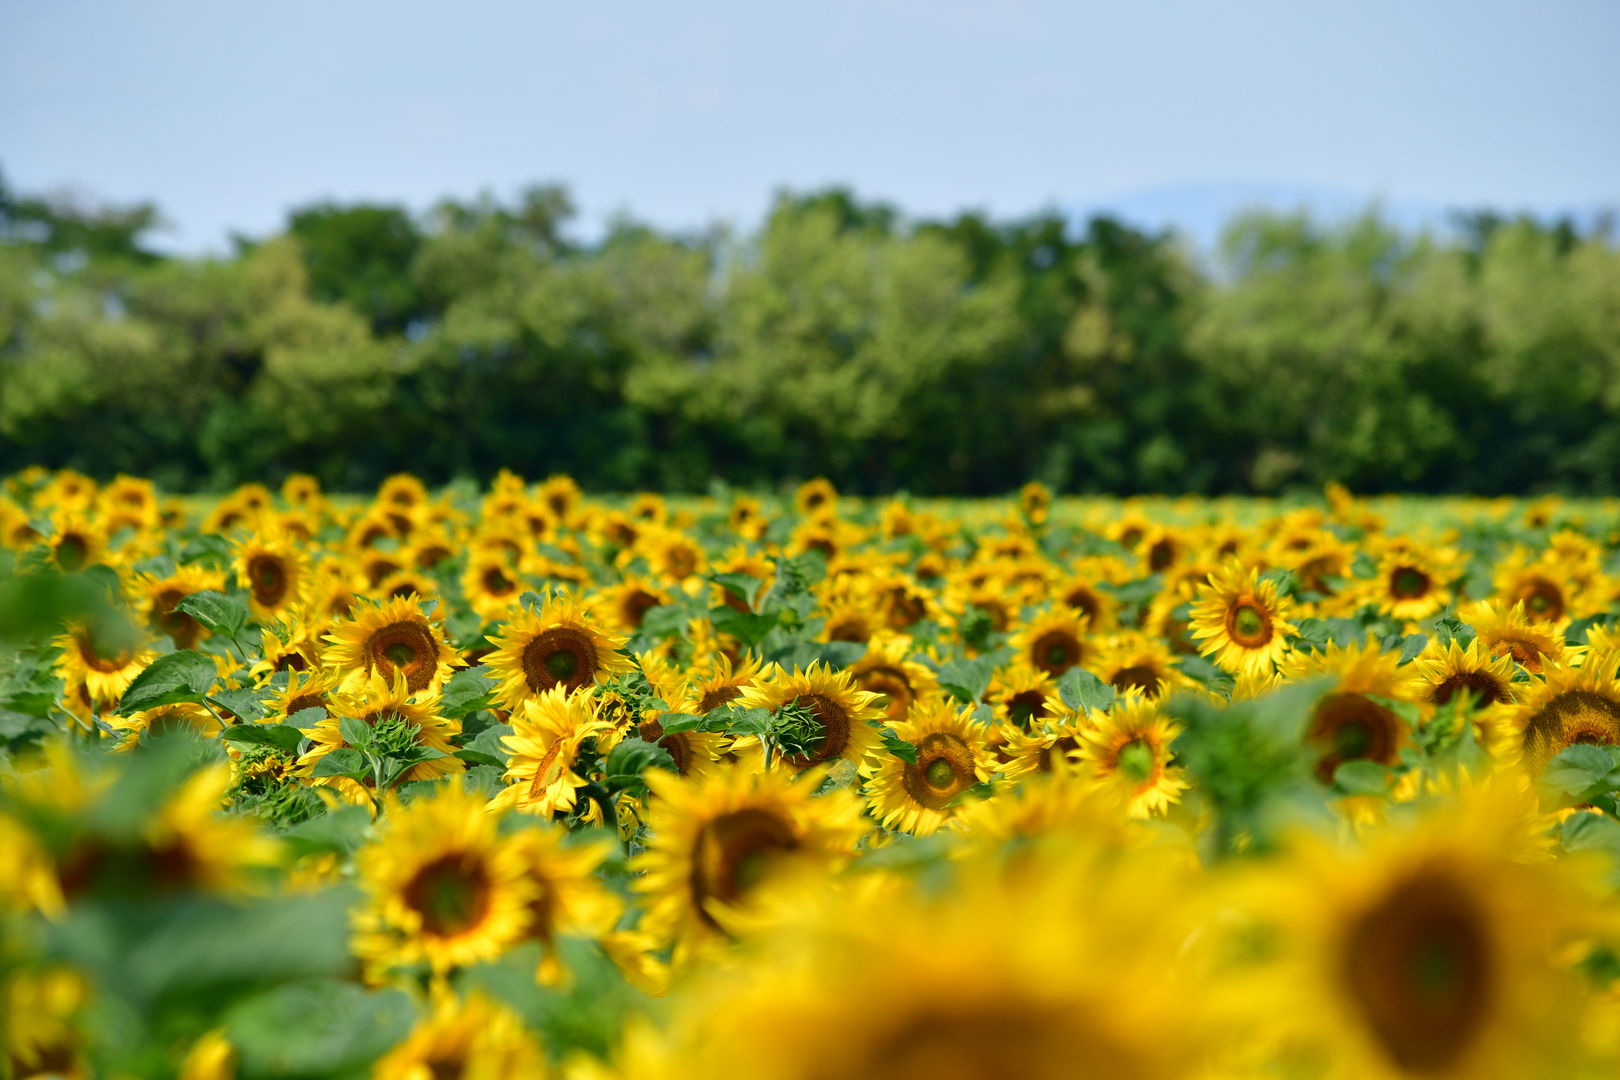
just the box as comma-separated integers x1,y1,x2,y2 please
1116,738,1155,784
1233,605,1264,638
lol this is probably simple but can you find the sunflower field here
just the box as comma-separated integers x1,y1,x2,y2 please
7,468,1620,1079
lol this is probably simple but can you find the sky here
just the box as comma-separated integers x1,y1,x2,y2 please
1,0,1616,253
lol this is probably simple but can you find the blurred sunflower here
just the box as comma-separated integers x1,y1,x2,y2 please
297,673,463,808
848,633,937,721
136,564,228,650
1366,543,1454,622
987,663,1062,731
504,824,622,984
1406,638,1518,711
53,618,156,709
1466,599,1565,673
632,764,865,962
232,529,309,620
1011,609,1089,677
353,785,533,978
1076,696,1187,818
1282,638,1413,784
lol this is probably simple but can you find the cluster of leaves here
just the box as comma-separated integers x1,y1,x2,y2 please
4,168,1619,494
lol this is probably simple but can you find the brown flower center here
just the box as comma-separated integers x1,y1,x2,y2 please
520,626,599,695
1390,566,1430,600
365,619,439,692
1520,579,1565,623
901,732,976,810
1030,629,1082,676
859,667,916,721
1308,693,1401,783
1432,670,1510,708
248,553,290,608
1110,664,1164,698
620,589,662,629
1344,872,1492,1072
403,854,493,937
152,587,204,649
1227,602,1272,648
690,807,798,920
697,684,743,713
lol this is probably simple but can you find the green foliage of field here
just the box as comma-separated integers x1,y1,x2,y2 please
1,174,1617,495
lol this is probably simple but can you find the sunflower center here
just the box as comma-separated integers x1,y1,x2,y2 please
902,732,975,809
1308,693,1400,783
1030,630,1082,675
1522,581,1564,622
621,589,662,628
1116,738,1155,784
153,587,204,648
697,684,743,713
1391,567,1429,599
483,567,514,595
366,620,438,692
1006,690,1049,730
691,808,799,917
55,533,88,571
1228,603,1271,647
1522,689,1620,775
780,693,851,767
403,855,493,938
1431,671,1508,708
859,668,914,720
1110,665,1163,698
1344,873,1492,1072
247,554,289,607
521,627,599,694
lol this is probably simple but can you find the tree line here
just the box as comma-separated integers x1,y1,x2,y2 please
1,171,1615,495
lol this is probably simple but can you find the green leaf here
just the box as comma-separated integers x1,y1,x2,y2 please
209,686,269,722
708,605,780,648
288,706,328,730
338,714,374,750
1395,633,1429,665
222,723,305,753
715,705,774,737
935,655,998,704
175,590,248,639
1539,744,1620,803
179,535,232,566
657,712,702,734
1429,614,1476,650
1056,667,1116,716
880,726,918,763
602,737,676,793
441,667,497,719
281,804,373,856
454,722,513,769
1562,810,1620,857
311,748,368,779
225,978,414,1078
709,572,762,609
1333,759,1390,795
115,650,217,714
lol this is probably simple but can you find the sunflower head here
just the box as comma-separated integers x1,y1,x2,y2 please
864,697,993,835
1282,637,1413,783
323,595,458,697
735,661,886,769
232,529,309,620
1465,598,1564,674
1504,660,1620,776
485,591,632,711
849,633,938,722
1012,609,1090,677
1189,562,1298,678
1076,696,1188,818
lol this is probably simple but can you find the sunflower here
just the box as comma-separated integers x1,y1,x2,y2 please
1494,552,1579,626
1072,696,1187,818
817,593,879,644
639,524,707,583
105,701,224,748
323,595,458,697
251,607,323,676
599,577,672,634
734,662,885,769
986,663,1062,731
1466,598,1565,673
1282,638,1414,784
374,570,439,604
0,498,43,548
1364,543,1454,622
1189,562,1298,677
863,698,993,836
636,711,727,782
98,474,159,532
1010,609,1090,677
461,551,525,622
134,565,225,650
537,473,582,520
650,850,1197,1080
372,991,544,1080
46,512,106,573
1091,632,1194,699
488,686,613,818
678,651,762,717
1501,659,1620,775
232,528,309,620
631,764,866,962
352,785,534,977
847,633,938,722
998,715,1090,780
504,823,623,984
1406,637,1518,711
484,592,632,712
728,496,768,540
281,472,322,509
1055,573,1121,633
53,618,157,709
297,673,463,808
264,667,337,723
1240,782,1604,1080
3,968,89,1080
795,477,839,519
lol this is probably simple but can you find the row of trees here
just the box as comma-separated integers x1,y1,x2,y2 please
1,172,1615,494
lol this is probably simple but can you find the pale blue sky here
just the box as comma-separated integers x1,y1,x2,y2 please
1,0,1615,252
